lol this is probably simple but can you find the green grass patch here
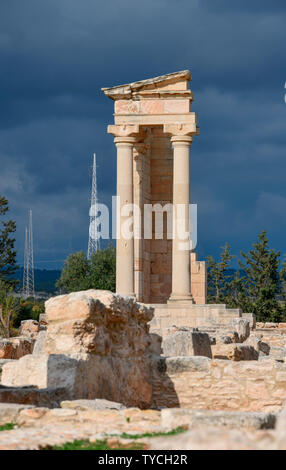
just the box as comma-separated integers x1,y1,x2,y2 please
42,426,187,450
0,423,16,432
43,439,146,451
117,425,187,440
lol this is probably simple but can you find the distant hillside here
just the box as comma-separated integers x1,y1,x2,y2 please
15,268,61,293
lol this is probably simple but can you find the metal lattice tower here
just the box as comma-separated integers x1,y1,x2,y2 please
22,209,35,298
87,153,100,259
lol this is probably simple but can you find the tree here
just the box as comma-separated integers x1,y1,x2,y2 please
280,257,286,302
0,196,18,290
0,282,20,338
207,243,234,303
56,251,90,293
224,269,248,310
89,244,116,291
56,245,116,294
239,230,282,322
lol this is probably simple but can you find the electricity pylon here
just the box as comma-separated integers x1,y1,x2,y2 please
87,153,100,259
22,209,35,298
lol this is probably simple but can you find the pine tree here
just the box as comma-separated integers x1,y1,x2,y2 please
280,257,286,301
280,258,286,319
207,243,234,303
239,230,282,322
0,197,18,289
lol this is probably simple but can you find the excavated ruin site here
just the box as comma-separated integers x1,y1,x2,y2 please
0,290,286,450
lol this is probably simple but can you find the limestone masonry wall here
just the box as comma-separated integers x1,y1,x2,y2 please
149,128,173,303
151,356,286,412
190,252,207,304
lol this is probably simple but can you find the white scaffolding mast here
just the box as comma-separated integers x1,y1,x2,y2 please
87,154,100,259
22,209,35,298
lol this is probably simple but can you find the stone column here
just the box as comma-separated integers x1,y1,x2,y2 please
108,125,140,297
164,124,196,302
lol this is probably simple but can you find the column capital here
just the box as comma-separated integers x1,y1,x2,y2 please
108,124,140,138
108,124,147,146
163,123,199,138
171,135,193,146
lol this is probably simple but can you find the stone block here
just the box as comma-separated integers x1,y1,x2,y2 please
1,291,158,409
44,290,154,356
0,403,35,425
0,337,34,360
245,333,270,356
242,313,256,329
268,347,286,361
162,329,212,358
148,333,162,355
161,408,276,431
212,344,259,361
19,320,40,338
0,359,14,381
1,354,80,391
276,403,286,450
230,318,250,342
265,323,277,329
60,399,126,411
158,356,211,374
0,385,67,408
33,331,47,355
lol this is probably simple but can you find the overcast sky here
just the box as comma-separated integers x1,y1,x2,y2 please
0,0,286,269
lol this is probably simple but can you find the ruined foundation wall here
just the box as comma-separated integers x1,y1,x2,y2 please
151,356,286,412
1,291,159,409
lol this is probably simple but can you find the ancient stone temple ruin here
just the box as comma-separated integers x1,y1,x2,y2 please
102,71,248,332
0,71,286,450
102,70,206,305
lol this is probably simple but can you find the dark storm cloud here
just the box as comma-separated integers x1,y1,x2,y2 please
0,0,285,267
201,0,286,13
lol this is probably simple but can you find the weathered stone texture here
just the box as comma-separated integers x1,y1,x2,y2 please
19,320,40,339
1,291,159,409
32,331,47,355
212,344,258,361
0,337,34,360
276,403,286,449
161,408,276,431
61,398,126,411
0,385,67,408
0,403,35,425
162,328,212,358
190,252,207,304
0,359,14,381
151,356,286,412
